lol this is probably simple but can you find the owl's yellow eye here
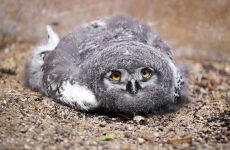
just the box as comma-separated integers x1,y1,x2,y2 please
141,68,152,79
110,71,121,81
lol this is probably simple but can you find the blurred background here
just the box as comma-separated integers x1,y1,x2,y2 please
1,0,230,61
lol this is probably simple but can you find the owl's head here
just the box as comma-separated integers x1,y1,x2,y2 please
79,41,184,116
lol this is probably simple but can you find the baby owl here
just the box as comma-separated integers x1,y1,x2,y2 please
25,16,187,116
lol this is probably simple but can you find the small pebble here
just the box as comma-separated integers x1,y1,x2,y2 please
137,138,145,144
124,132,132,138
153,132,160,137
133,115,146,124
99,123,106,127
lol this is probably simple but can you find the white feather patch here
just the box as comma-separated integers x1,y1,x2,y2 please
91,20,107,27
46,25,60,49
60,81,98,111
34,25,60,55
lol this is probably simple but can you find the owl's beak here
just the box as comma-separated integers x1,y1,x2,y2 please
126,79,140,94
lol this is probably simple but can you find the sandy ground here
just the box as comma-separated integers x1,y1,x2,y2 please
0,42,229,150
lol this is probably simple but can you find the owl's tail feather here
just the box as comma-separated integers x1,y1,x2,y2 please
24,26,60,93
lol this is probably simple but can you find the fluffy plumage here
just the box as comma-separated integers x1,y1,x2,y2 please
25,16,187,116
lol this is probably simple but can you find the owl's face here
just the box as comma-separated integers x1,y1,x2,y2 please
81,42,177,116
103,67,158,95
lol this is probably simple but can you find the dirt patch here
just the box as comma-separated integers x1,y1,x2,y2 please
0,43,229,149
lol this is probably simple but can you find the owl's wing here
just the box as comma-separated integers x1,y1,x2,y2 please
24,25,60,93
